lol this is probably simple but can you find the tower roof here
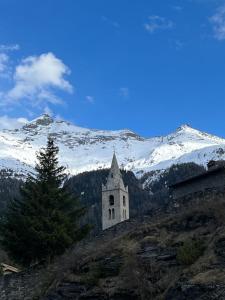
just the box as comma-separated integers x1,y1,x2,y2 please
110,152,120,175
103,153,126,191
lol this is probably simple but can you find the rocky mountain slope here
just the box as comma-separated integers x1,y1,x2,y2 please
1,114,225,182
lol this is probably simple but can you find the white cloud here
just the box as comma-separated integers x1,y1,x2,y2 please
119,87,129,98
43,106,54,116
0,53,9,73
172,6,183,12
85,95,94,104
101,16,120,28
4,52,73,106
169,39,184,50
144,16,174,33
0,44,19,78
0,44,20,52
0,115,28,130
210,5,225,40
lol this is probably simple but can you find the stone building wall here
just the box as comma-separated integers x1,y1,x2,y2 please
172,169,225,200
102,187,129,230
172,186,225,211
102,188,122,230
0,265,53,300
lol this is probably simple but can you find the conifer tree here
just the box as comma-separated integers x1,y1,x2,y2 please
0,137,89,266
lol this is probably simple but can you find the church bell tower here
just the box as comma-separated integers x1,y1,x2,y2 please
102,153,129,230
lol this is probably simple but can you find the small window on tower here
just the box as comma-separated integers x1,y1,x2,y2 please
123,196,126,206
109,209,111,220
109,195,114,206
111,173,113,178
112,208,115,219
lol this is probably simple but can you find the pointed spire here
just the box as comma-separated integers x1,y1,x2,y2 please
110,152,120,175
102,153,126,191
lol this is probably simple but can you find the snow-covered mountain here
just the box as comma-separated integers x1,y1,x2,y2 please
1,114,225,181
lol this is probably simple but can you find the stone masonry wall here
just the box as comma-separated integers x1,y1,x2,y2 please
172,170,225,200
0,265,53,300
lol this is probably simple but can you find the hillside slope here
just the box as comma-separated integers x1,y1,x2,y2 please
2,198,225,300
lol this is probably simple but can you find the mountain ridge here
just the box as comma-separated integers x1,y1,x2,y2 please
0,114,225,181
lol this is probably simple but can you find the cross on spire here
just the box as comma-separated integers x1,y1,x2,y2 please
113,145,116,155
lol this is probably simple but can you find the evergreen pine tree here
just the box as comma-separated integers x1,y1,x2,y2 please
0,137,89,266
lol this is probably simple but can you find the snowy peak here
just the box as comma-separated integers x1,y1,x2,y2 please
27,113,54,127
177,124,194,131
165,124,224,145
0,115,225,180
20,114,140,139
173,124,205,137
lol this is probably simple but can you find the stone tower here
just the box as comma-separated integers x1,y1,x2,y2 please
102,153,129,230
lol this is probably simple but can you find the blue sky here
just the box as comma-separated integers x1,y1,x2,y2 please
0,0,225,137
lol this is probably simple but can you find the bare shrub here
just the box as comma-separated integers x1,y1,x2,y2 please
177,238,205,265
